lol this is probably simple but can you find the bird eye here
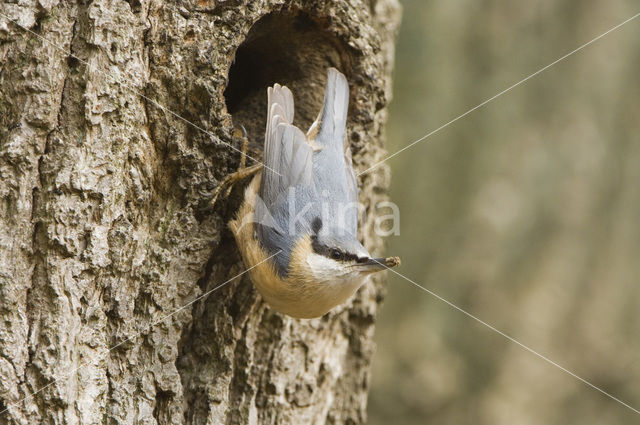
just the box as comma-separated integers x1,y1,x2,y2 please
330,249,342,260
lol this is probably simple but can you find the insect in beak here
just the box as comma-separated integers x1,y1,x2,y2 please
355,256,401,273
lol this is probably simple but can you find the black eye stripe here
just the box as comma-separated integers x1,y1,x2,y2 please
343,252,359,262
311,236,359,262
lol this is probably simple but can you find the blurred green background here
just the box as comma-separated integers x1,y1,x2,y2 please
368,1,640,424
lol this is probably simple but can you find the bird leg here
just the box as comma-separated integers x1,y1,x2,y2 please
210,127,262,208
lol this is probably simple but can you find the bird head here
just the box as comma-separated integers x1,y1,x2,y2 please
297,217,400,286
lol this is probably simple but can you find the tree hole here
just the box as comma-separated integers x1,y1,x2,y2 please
224,10,352,145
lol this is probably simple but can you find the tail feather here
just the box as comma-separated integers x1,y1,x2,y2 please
314,68,349,150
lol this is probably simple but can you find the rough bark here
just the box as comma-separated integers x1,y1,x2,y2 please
0,1,400,424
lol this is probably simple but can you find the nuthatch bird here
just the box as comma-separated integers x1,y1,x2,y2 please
225,68,400,318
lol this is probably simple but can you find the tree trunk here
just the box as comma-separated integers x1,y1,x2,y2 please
0,1,400,424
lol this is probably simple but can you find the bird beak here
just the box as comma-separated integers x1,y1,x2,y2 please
356,256,401,273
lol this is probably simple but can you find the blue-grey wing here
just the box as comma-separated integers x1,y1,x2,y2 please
259,84,313,205
311,68,358,235
255,84,315,273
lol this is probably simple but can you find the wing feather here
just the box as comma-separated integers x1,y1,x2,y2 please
260,84,314,210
